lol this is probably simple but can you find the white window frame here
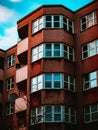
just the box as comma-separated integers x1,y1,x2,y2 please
31,105,76,124
32,16,43,33
82,40,98,59
31,74,43,93
84,104,98,123
63,17,74,33
31,44,43,62
81,11,96,31
64,107,76,124
6,102,13,115
44,43,63,58
8,54,15,67
44,73,62,89
64,45,75,62
6,77,14,91
64,75,75,92
31,73,75,93
83,71,97,90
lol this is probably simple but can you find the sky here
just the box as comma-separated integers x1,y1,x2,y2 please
0,0,94,50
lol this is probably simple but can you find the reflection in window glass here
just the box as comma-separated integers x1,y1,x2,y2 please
82,40,98,59
83,71,97,90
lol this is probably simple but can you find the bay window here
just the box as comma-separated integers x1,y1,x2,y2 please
32,15,74,34
31,105,76,124
31,73,75,92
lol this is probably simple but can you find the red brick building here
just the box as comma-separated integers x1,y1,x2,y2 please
0,1,98,130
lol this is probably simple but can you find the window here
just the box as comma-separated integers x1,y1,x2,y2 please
45,15,61,28
63,17,74,33
8,54,15,67
31,75,43,93
84,104,98,123
83,71,97,90
31,43,75,62
64,75,75,91
32,15,74,34
64,45,75,61
31,44,43,62
45,74,62,89
45,44,63,57
65,107,76,123
6,102,13,115
31,73,75,93
6,77,14,91
31,105,76,124
81,12,96,31
82,40,98,59
32,16,43,33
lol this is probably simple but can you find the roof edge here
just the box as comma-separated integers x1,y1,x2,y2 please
17,4,74,23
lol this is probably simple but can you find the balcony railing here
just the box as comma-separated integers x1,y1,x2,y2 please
17,38,28,55
16,65,28,83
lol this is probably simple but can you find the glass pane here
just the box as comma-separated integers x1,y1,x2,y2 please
45,51,51,57
83,45,87,51
46,16,52,21
69,26,72,33
63,17,67,23
46,44,51,49
84,107,90,114
90,72,96,80
54,74,60,80
54,106,61,113
91,80,97,88
84,74,89,82
54,81,60,88
45,81,52,88
82,23,86,30
82,17,86,23
89,49,95,56
54,44,60,49
65,107,69,114
54,16,59,21
54,22,60,27
83,52,88,58
46,22,52,28
91,105,97,112
89,42,95,49
69,20,72,26
54,114,61,121
85,115,90,122
92,112,98,121
65,114,69,122
70,84,74,91
64,82,68,89
54,51,60,56
45,74,52,80
84,82,89,89
45,114,52,121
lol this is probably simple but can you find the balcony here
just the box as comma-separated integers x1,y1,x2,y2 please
16,65,28,83
17,38,28,65
17,38,28,55
15,96,27,113
0,69,3,80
